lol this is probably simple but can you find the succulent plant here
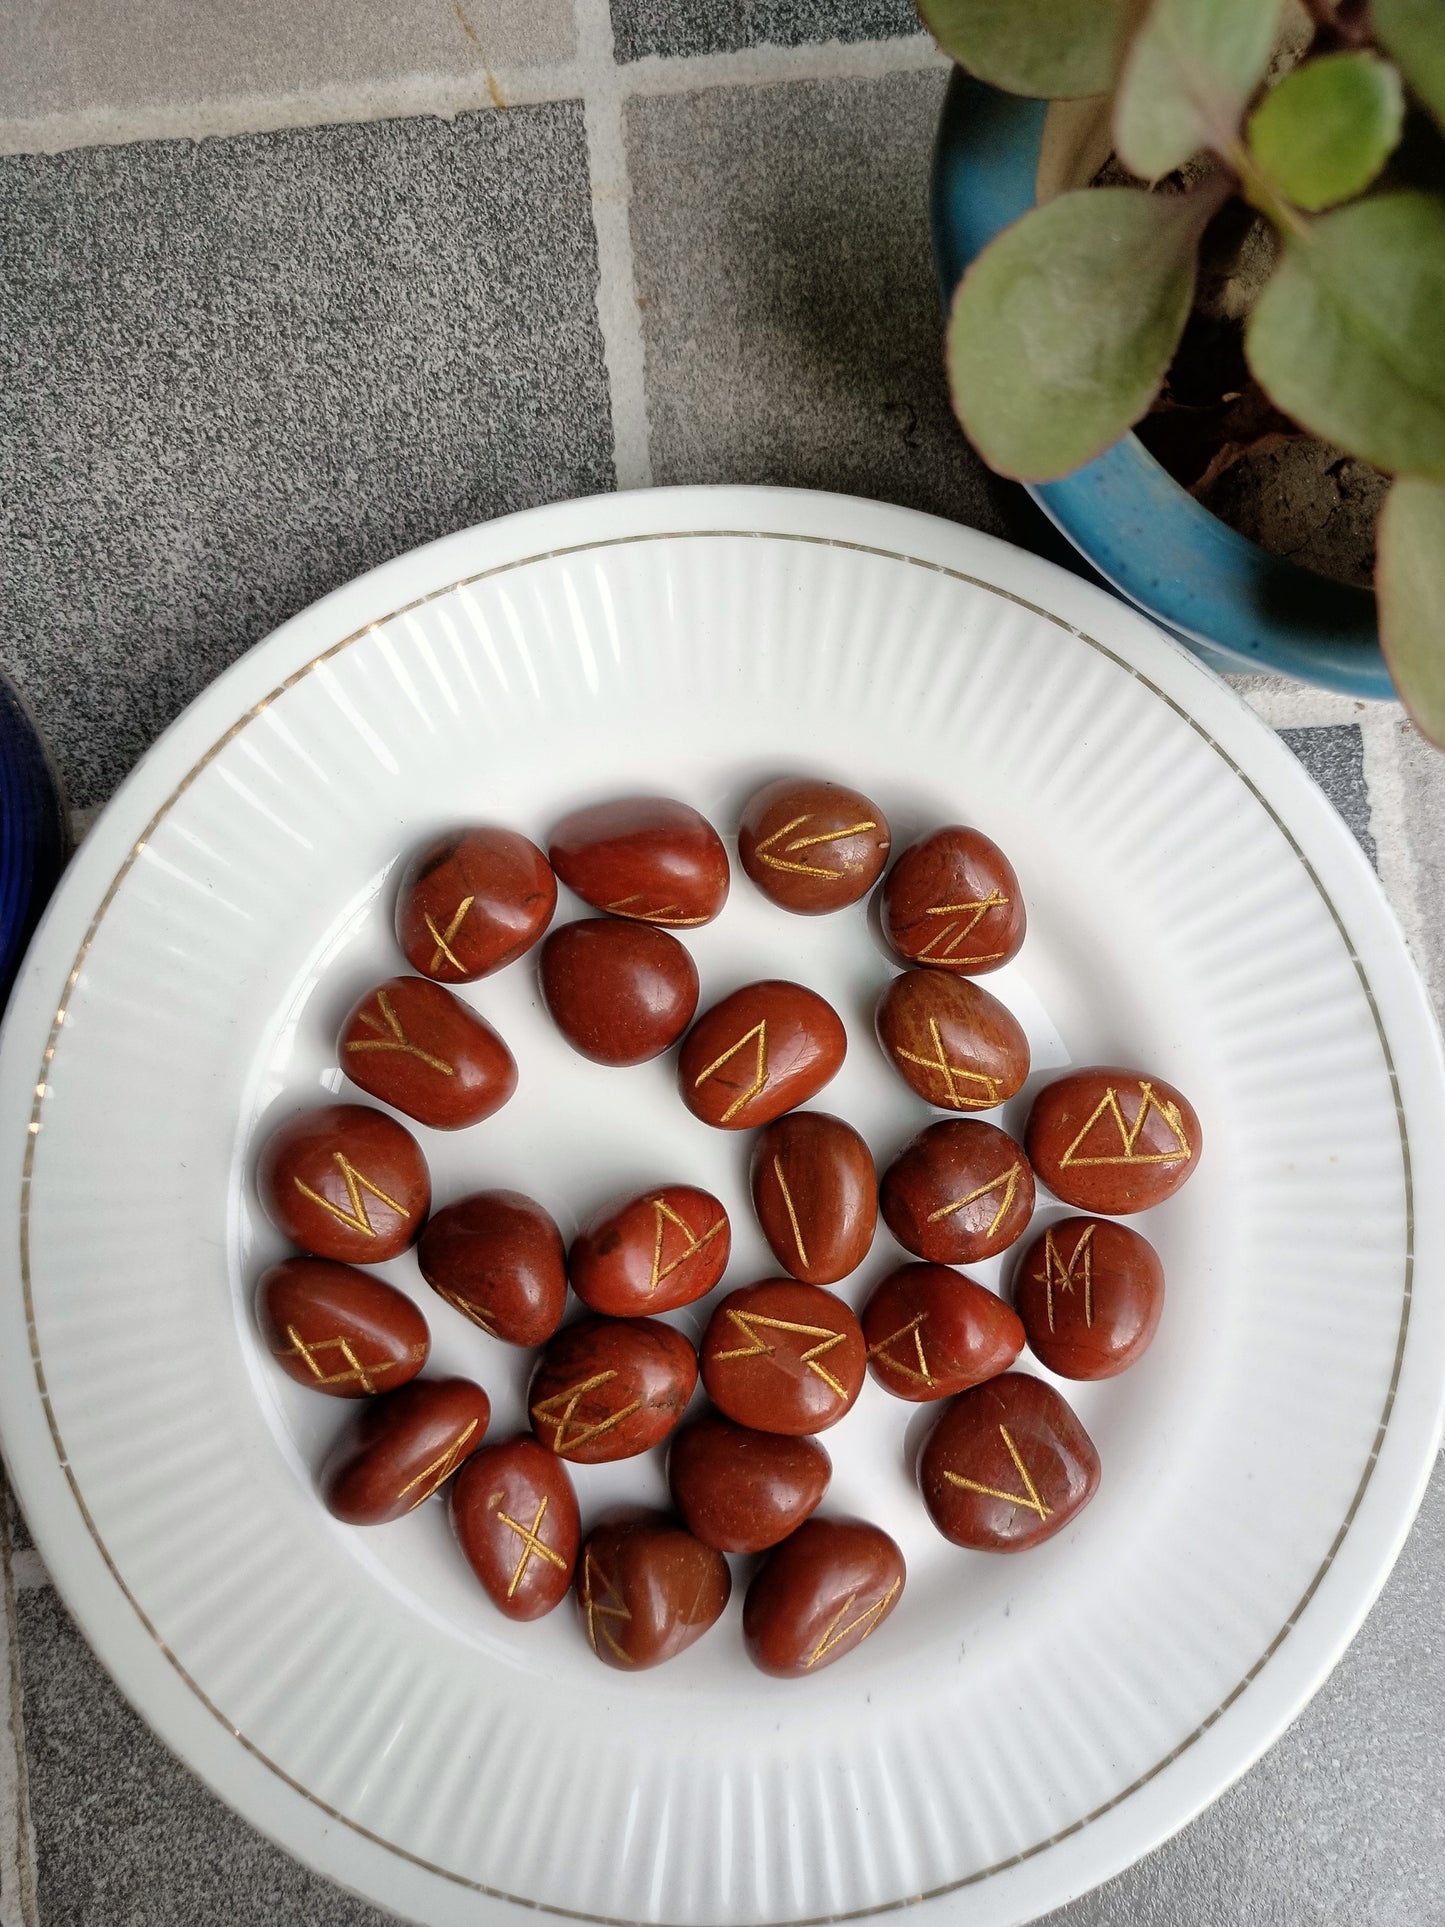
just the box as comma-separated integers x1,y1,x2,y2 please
923,0,1445,740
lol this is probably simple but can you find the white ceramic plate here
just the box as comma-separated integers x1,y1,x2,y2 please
1,487,1442,1927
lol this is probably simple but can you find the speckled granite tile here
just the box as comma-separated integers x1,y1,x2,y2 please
1038,1451,1445,1927
610,0,923,63
2,0,572,137
625,70,1008,535
0,106,613,810
1278,724,1377,866
15,1586,392,1925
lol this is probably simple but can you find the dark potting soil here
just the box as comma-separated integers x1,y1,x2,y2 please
1092,161,1385,592
1140,206,1387,589
1135,304,1386,592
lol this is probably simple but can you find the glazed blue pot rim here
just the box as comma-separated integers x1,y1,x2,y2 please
929,69,1391,698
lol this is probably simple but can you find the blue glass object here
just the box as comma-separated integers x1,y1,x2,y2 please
0,675,66,1012
929,70,1391,695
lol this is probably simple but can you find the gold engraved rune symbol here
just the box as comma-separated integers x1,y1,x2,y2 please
530,1371,644,1455
943,1424,1051,1522
429,1283,499,1337
1059,1082,1193,1169
805,1579,902,1668
344,989,455,1077
1040,1223,1095,1333
496,1496,568,1598
692,1019,768,1124
926,1162,1022,1239
396,1418,480,1508
425,896,475,974
605,894,709,928
893,1016,1004,1111
294,1153,409,1240
580,1548,633,1662
771,1157,809,1269
866,1312,933,1387
715,1310,849,1399
276,1324,421,1394
754,813,878,880
649,1196,726,1293
915,892,1010,963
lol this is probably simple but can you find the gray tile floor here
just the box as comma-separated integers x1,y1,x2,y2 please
627,69,1009,530
609,0,922,64
1,6,1443,1925
0,107,612,808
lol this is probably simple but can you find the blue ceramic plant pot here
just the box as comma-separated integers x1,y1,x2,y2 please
930,69,1391,695
0,675,66,1011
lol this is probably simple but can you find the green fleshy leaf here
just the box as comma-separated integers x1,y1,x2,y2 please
1245,193,1445,478
1247,53,1404,211
1378,478,1445,747
917,0,1128,98
1373,0,1445,130
1114,0,1283,178
946,179,1228,481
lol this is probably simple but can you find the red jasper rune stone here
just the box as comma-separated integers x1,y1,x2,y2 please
395,827,556,982
678,980,847,1130
258,1103,430,1264
862,1263,1024,1403
875,969,1030,1113
669,1413,831,1554
417,1190,568,1347
750,1111,876,1285
539,918,699,1065
882,825,1025,974
450,1436,581,1622
257,1257,430,1398
549,796,729,928
737,777,891,914
529,1316,697,1463
1013,1217,1165,1379
743,1517,905,1677
701,1280,866,1435
918,1373,1100,1552
879,1119,1034,1264
321,1376,491,1525
1026,1066,1202,1214
575,1516,731,1669
569,1185,730,1317
339,975,517,1130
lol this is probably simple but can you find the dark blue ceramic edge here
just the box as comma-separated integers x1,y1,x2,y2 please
930,70,1392,696
1,675,68,1014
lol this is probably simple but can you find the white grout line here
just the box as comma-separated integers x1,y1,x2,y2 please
1360,707,1429,961
0,64,583,156
0,1499,39,1927
574,0,653,493
0,31,945,157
